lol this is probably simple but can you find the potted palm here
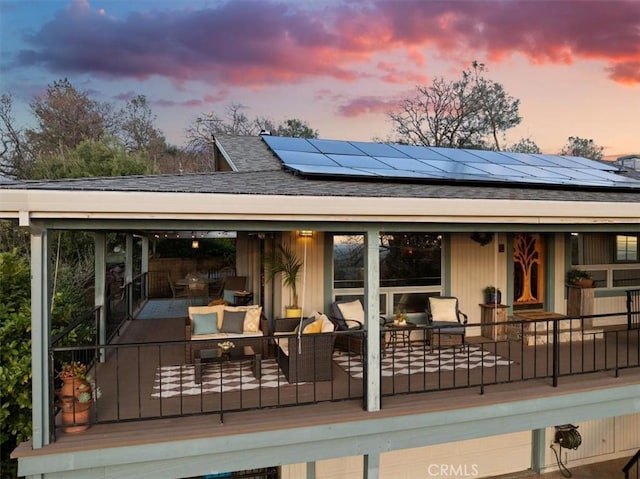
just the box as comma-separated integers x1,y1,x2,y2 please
265,243,303,318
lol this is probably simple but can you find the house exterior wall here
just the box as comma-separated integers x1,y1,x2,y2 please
282,413,640,478
449,233,509,327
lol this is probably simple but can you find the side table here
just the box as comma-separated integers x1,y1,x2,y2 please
479,303,509,340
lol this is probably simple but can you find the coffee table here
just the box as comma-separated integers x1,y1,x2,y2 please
194,345,261,384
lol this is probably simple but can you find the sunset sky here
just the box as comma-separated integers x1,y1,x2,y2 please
1,0,638,157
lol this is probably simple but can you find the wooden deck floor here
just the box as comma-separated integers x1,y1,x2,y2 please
15,316,640,460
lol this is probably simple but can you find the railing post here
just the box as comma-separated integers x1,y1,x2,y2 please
552,318,559,387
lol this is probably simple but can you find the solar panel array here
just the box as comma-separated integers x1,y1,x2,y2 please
262,136,640,190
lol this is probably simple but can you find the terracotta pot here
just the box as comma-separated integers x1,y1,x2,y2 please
60,396,91,433
574,279,594,288
60,377,91,399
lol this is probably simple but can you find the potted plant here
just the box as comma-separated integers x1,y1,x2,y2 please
60,391,92,433
483,285,502,305
58,361,90,399
264,243,304,318
566,268,594,288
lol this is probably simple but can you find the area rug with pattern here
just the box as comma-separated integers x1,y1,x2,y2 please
333,345,513,379
151,358,290,398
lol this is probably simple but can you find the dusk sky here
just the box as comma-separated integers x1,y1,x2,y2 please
1,0,638,156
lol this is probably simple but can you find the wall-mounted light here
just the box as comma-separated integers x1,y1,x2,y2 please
191,239,200,249
298,230,313,238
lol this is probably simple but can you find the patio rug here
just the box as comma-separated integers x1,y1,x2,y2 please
333,345,513,379
151,358,292,398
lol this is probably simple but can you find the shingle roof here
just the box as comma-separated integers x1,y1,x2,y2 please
2,136,640,203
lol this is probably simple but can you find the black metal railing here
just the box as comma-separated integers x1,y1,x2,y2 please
624,449,640,479
48,309,640,438
49,331,363,436
627,289,640,329
379,311,640,397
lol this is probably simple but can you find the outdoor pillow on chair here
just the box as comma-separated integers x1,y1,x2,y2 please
429,297,459,323
220,310,246,333
335,299,364,328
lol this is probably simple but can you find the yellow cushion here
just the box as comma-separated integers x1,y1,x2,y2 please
429,297,458,322
303,318,324,334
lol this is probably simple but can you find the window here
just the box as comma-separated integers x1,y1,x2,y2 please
333,233,442,289
616,235,638,262
333,233,442,315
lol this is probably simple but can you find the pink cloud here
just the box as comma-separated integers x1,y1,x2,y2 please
339,96,401,117
13,0,640,87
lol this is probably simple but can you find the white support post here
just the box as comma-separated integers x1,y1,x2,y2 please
306,461,316,479
30,227,51,448
531,428,546,473
141,236,149,299
364,452,380,479
125,234,134,316
364,227,381,412
94,233,107,360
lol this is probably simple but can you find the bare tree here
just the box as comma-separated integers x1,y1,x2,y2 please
388,62,521,150
27,79,115,157
117,95,164,152
0,94,31,178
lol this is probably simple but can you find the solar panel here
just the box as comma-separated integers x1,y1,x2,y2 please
261,135,639,190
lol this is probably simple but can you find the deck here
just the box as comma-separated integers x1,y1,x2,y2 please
16,310,640,458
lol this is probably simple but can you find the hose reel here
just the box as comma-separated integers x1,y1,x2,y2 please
551,424,582,477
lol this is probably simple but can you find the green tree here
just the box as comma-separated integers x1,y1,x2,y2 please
507,137,542,154
388,62,521,150
560,136,604,160
0,250,32,478
28,138,152,180
276,119,318,138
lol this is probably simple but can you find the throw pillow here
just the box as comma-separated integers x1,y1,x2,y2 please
294,316,317,333
302,318,323,334
429,297,458,322
242,306,262,333
191,312,218,335
220,310,246,334
337,299,365,325
188,304,226,329
318,314,335,333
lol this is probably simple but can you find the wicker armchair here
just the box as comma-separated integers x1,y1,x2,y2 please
274,317,336,383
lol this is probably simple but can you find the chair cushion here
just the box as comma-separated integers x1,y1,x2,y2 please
220,310,245,333
191,312,218,335
429,297,458,322
336,300,365,325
